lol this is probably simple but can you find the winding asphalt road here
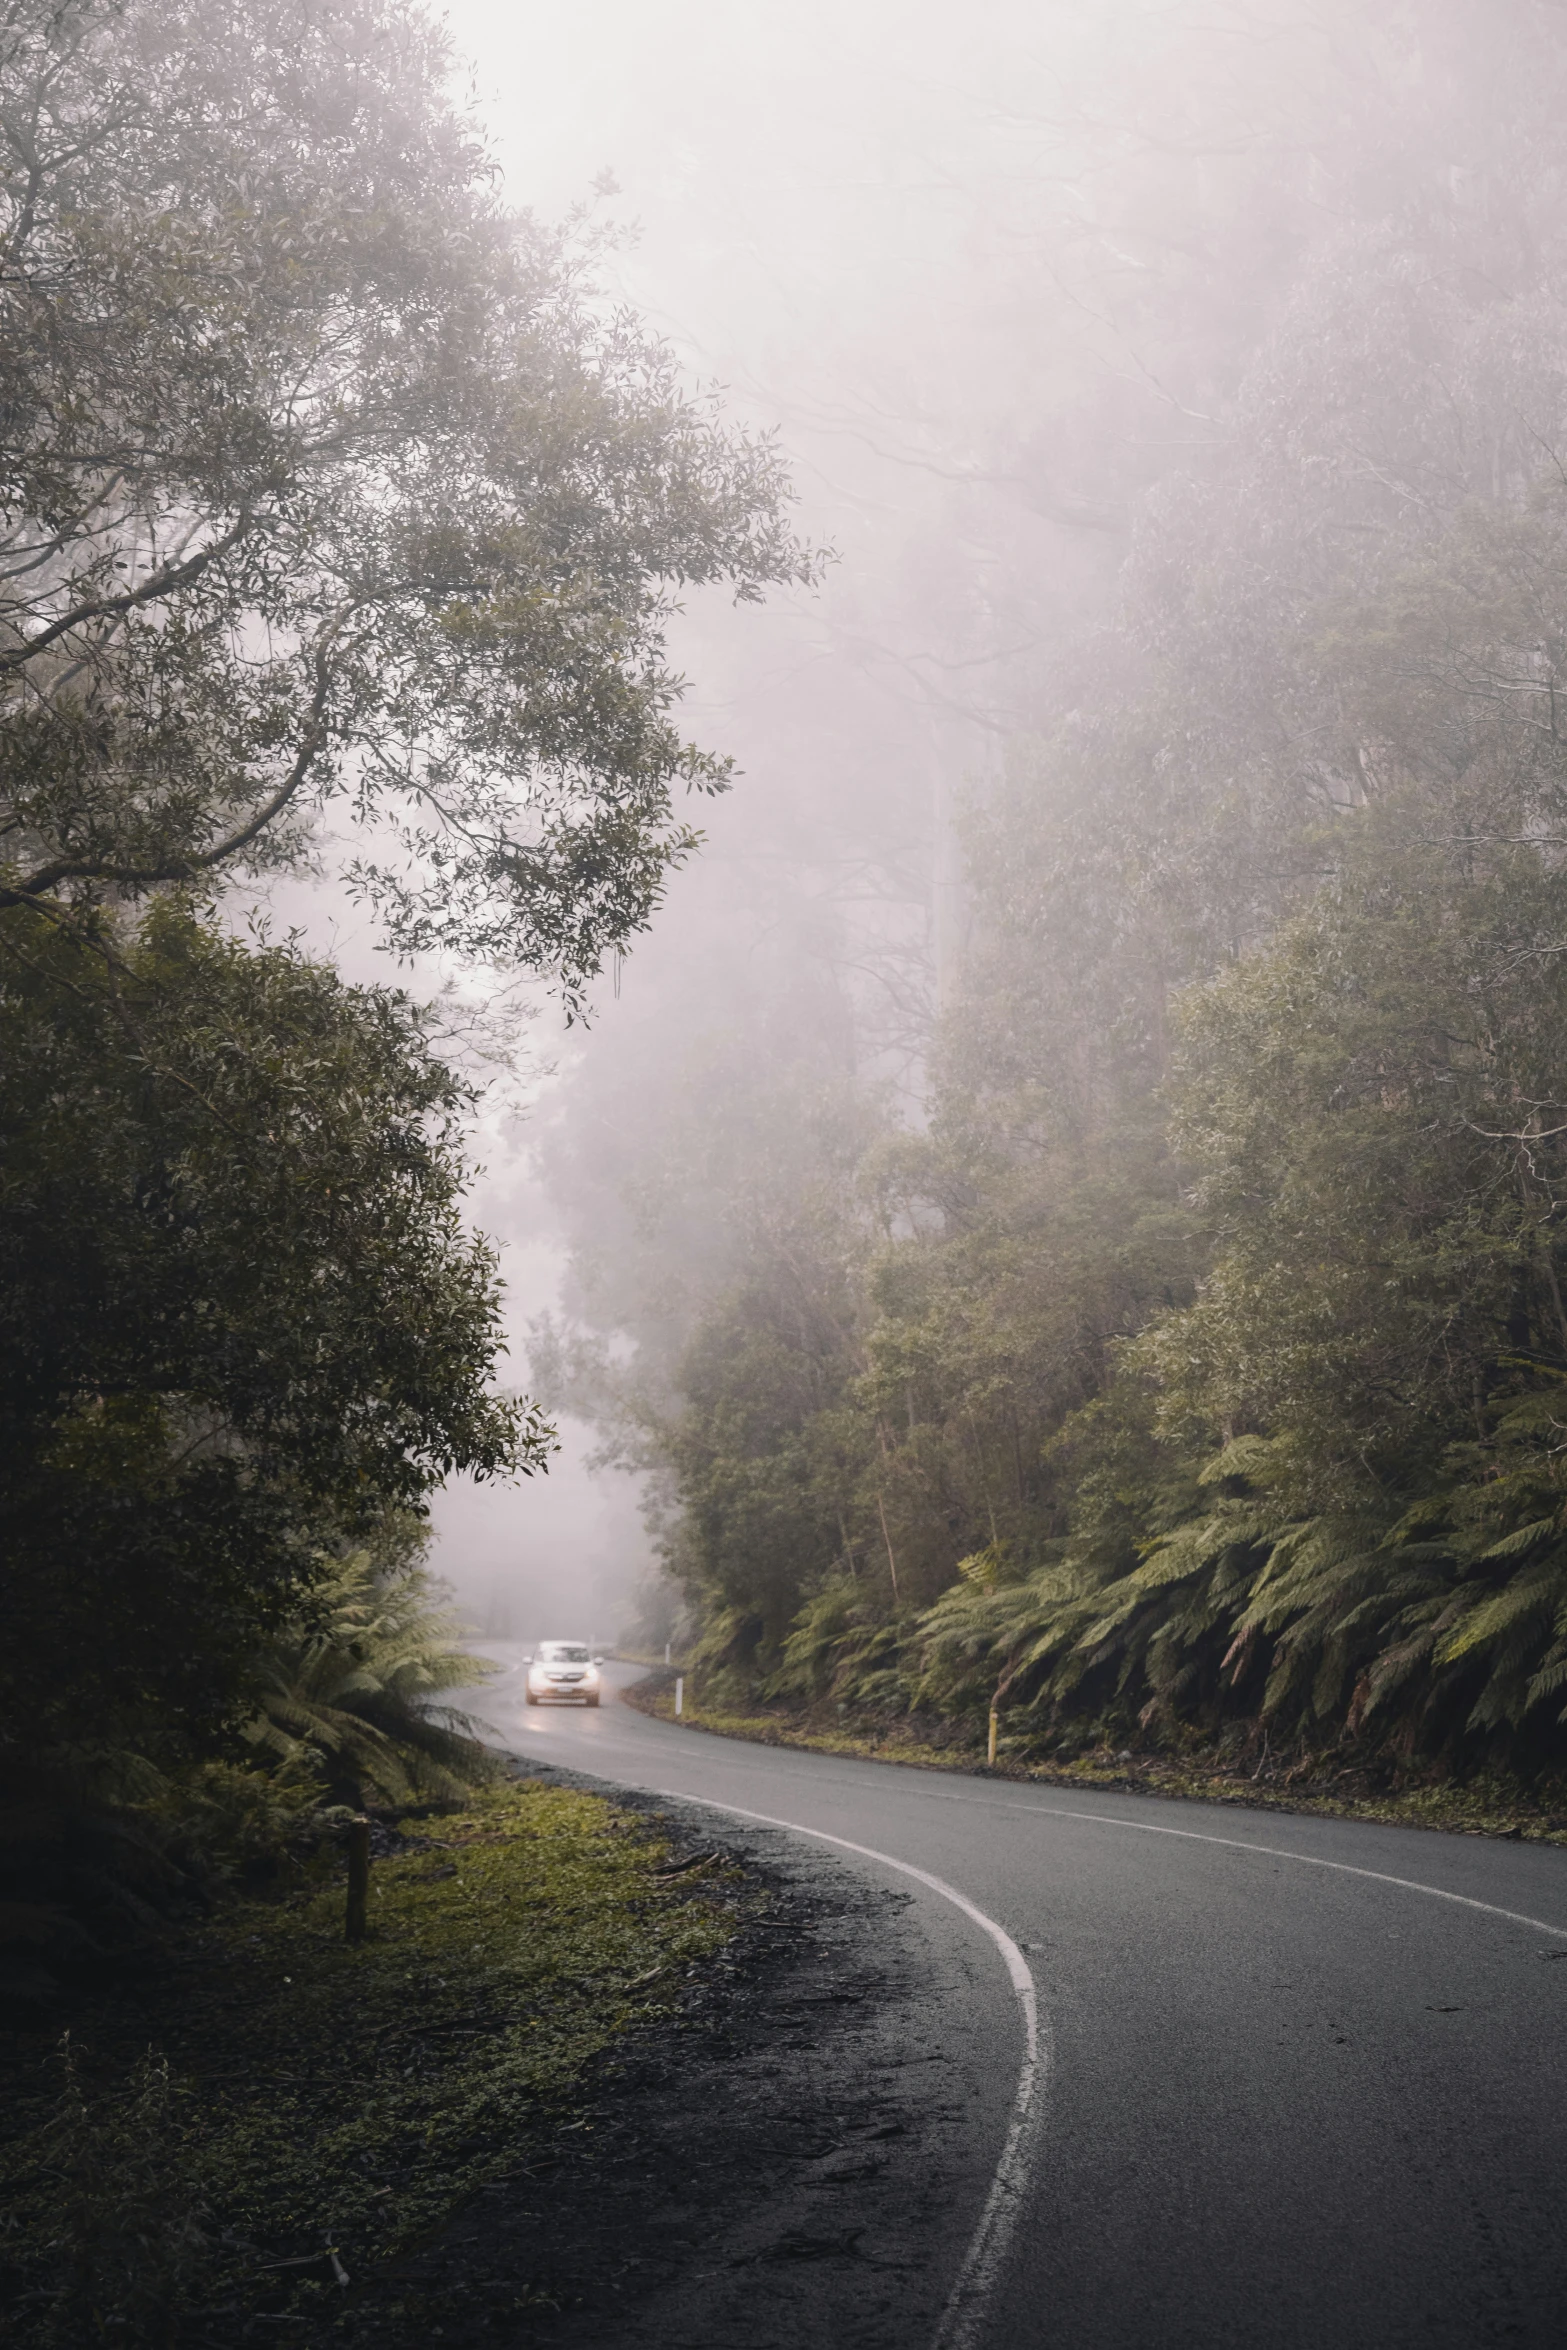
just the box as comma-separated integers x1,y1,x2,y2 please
491,1654,1567,2349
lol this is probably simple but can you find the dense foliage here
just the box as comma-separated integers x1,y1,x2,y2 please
0,0,812,1004
541,0,1567,1783
0,0,807,1994
243,1514,500,1806
0,901,533,1764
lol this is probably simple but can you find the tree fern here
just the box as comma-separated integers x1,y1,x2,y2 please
243,1521,498,1806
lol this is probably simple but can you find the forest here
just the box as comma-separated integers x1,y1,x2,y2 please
5,3,1567,2335
8,0,1567,1985
536,0,1567,1793
0,0,806,1997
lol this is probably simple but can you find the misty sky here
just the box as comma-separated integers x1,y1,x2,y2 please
311,0,1331,1638
408,0,1098,1638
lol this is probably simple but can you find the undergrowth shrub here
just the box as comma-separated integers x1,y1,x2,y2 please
21,2037,207,2348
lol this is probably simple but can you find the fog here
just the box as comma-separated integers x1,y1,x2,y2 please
409,0,1120,1637
411,0,1089,1638
269,0,1543,1645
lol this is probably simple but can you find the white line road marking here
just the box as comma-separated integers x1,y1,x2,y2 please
647,1786,1045,2350
522,1702,1567,2344
948,1795,1567,1941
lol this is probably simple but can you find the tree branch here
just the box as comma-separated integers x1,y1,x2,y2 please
0,507,255,674
0,610,347,906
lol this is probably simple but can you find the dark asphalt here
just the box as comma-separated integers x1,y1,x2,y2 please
490,1655,1567,2350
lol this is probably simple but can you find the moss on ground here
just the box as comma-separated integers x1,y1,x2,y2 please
0,1778,753,2345
631,1684,1567,1846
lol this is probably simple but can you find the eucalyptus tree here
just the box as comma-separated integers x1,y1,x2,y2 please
0,0,813,1006
0,0,817,1798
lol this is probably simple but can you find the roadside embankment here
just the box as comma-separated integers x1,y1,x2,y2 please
1,1756,980,2350
625,1678,1567,1847
0,1776,751,2343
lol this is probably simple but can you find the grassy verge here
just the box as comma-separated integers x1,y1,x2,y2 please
0,1777,755,2346
629,1683,1567,1846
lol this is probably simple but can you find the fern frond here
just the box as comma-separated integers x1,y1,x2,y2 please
1476,1519,1556,1563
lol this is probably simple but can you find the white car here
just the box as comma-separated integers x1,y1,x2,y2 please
525,1641,602,1706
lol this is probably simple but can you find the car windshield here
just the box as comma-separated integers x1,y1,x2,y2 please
539,1643,590,1663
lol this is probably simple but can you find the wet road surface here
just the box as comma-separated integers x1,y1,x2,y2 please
489,1655,1567,2349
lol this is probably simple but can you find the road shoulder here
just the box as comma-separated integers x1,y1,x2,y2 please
350,1760,992,2349
621,1673,1567,1846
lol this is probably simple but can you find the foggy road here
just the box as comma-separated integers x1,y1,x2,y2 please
489,1656,1567,2350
